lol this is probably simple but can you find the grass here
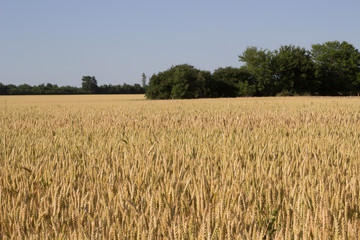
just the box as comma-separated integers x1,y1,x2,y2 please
1,95,360,239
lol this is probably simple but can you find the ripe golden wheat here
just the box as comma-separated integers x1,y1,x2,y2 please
0,95,360,239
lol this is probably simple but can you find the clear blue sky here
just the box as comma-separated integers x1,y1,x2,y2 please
1,0,359,87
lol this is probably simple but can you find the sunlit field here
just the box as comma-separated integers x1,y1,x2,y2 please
1,95,360,239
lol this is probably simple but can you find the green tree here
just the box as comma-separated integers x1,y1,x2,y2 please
237,79,256,96
272,45,316,95
195,70,213,98
17,84,33,95
212,66,256,97
146,72,172,99
171,64,200,99
141,73,147,88
311,41,360,95
239,47,276,95
81,76,98,94
0,83,8,95
146,64,203,99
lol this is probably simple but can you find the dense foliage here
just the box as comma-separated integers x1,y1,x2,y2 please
145,64,213,99
146,41,360,99
0,77,145,95
2,41,359,97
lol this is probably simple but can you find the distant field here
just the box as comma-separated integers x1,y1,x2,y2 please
1,95,360,239
0,94,145,105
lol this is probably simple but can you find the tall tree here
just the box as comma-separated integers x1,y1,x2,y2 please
146,71,172,99
212,66,256,97
81,76,98,94
194,70,213,98
146,64,210,99
272,45,316,95
311,41,360,95
170,64,199,99
239,47,276,95
141,73,147,88
0,83,8,95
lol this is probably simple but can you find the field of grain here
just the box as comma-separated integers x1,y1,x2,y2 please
1,95,360,239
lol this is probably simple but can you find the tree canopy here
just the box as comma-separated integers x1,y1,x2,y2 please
0,77,145,95
146,64,210,99
81,76,99,94
1,41,359,97
146,41,360,99
311,41,360,95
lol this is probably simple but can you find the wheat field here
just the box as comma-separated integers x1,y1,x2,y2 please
1,95,360,239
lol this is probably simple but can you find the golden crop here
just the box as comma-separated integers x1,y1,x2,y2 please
1,95,360,239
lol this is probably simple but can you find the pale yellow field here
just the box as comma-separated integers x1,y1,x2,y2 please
1,95,360,239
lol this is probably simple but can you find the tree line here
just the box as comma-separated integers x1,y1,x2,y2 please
0,76,145,95
1,41,359,97
146,41,360,99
